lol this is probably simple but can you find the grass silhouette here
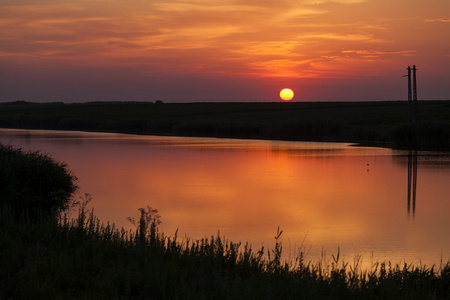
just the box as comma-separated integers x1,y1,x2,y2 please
2,144,450,299
2,196,450,299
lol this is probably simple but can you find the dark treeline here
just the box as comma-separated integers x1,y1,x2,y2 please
1,100,450,149
2,143,450,299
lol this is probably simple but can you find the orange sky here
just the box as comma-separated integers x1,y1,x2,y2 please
0,0,449,102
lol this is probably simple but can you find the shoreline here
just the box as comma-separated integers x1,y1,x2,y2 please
0,126,394,150
2,127,443,153
1,100,449,150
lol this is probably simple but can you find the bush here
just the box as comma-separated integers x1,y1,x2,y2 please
0,144,78,219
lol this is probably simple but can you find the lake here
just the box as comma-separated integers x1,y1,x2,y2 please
2,128,450,269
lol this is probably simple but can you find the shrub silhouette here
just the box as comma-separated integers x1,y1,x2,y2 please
0,144,78,219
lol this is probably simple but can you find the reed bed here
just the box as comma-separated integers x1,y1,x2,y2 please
2,198,450,299
2,144,450,299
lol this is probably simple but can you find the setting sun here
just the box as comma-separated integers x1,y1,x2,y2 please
280,88,294,101
0,0,449,102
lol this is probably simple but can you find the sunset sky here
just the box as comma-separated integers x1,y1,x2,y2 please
1,0,449,102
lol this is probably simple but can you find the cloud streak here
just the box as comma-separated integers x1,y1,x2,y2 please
0,0,449,101
425,18,450,23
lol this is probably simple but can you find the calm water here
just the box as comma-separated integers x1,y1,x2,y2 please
2,128,450,268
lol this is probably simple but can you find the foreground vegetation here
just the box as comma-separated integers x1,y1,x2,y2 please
3,202,450,299
1,100,450,149
2,143,450,299
0,143,77,220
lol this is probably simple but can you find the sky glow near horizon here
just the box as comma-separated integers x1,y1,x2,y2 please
0,0,449,102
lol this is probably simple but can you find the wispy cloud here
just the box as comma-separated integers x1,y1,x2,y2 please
0,0,449,101
301,0,367,4
301,33,375,41
341,49,417,56
425,18,450,23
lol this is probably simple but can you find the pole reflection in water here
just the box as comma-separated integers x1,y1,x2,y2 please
2,129,450,269
407,150,418,218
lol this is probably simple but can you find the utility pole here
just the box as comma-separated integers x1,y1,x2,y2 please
404,65,418,124
412,65,418,123
405,66,419,217
406,66,412,123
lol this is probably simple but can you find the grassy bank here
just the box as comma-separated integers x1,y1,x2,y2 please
2,143,450,299
2,198,450,299
1,100,450,149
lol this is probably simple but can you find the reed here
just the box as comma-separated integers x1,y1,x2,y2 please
2,141,450,299
2,197,450,299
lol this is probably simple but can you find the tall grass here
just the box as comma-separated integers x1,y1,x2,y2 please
2,199,450,299
2,143,450,299
393,121,450,149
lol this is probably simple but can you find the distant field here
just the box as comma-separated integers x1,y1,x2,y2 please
1,100,450,149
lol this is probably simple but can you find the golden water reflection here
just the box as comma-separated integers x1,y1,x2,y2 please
2,129,450,269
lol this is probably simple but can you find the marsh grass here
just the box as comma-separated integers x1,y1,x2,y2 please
2,142,450,299
2,197,450,299
393,121,450,149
